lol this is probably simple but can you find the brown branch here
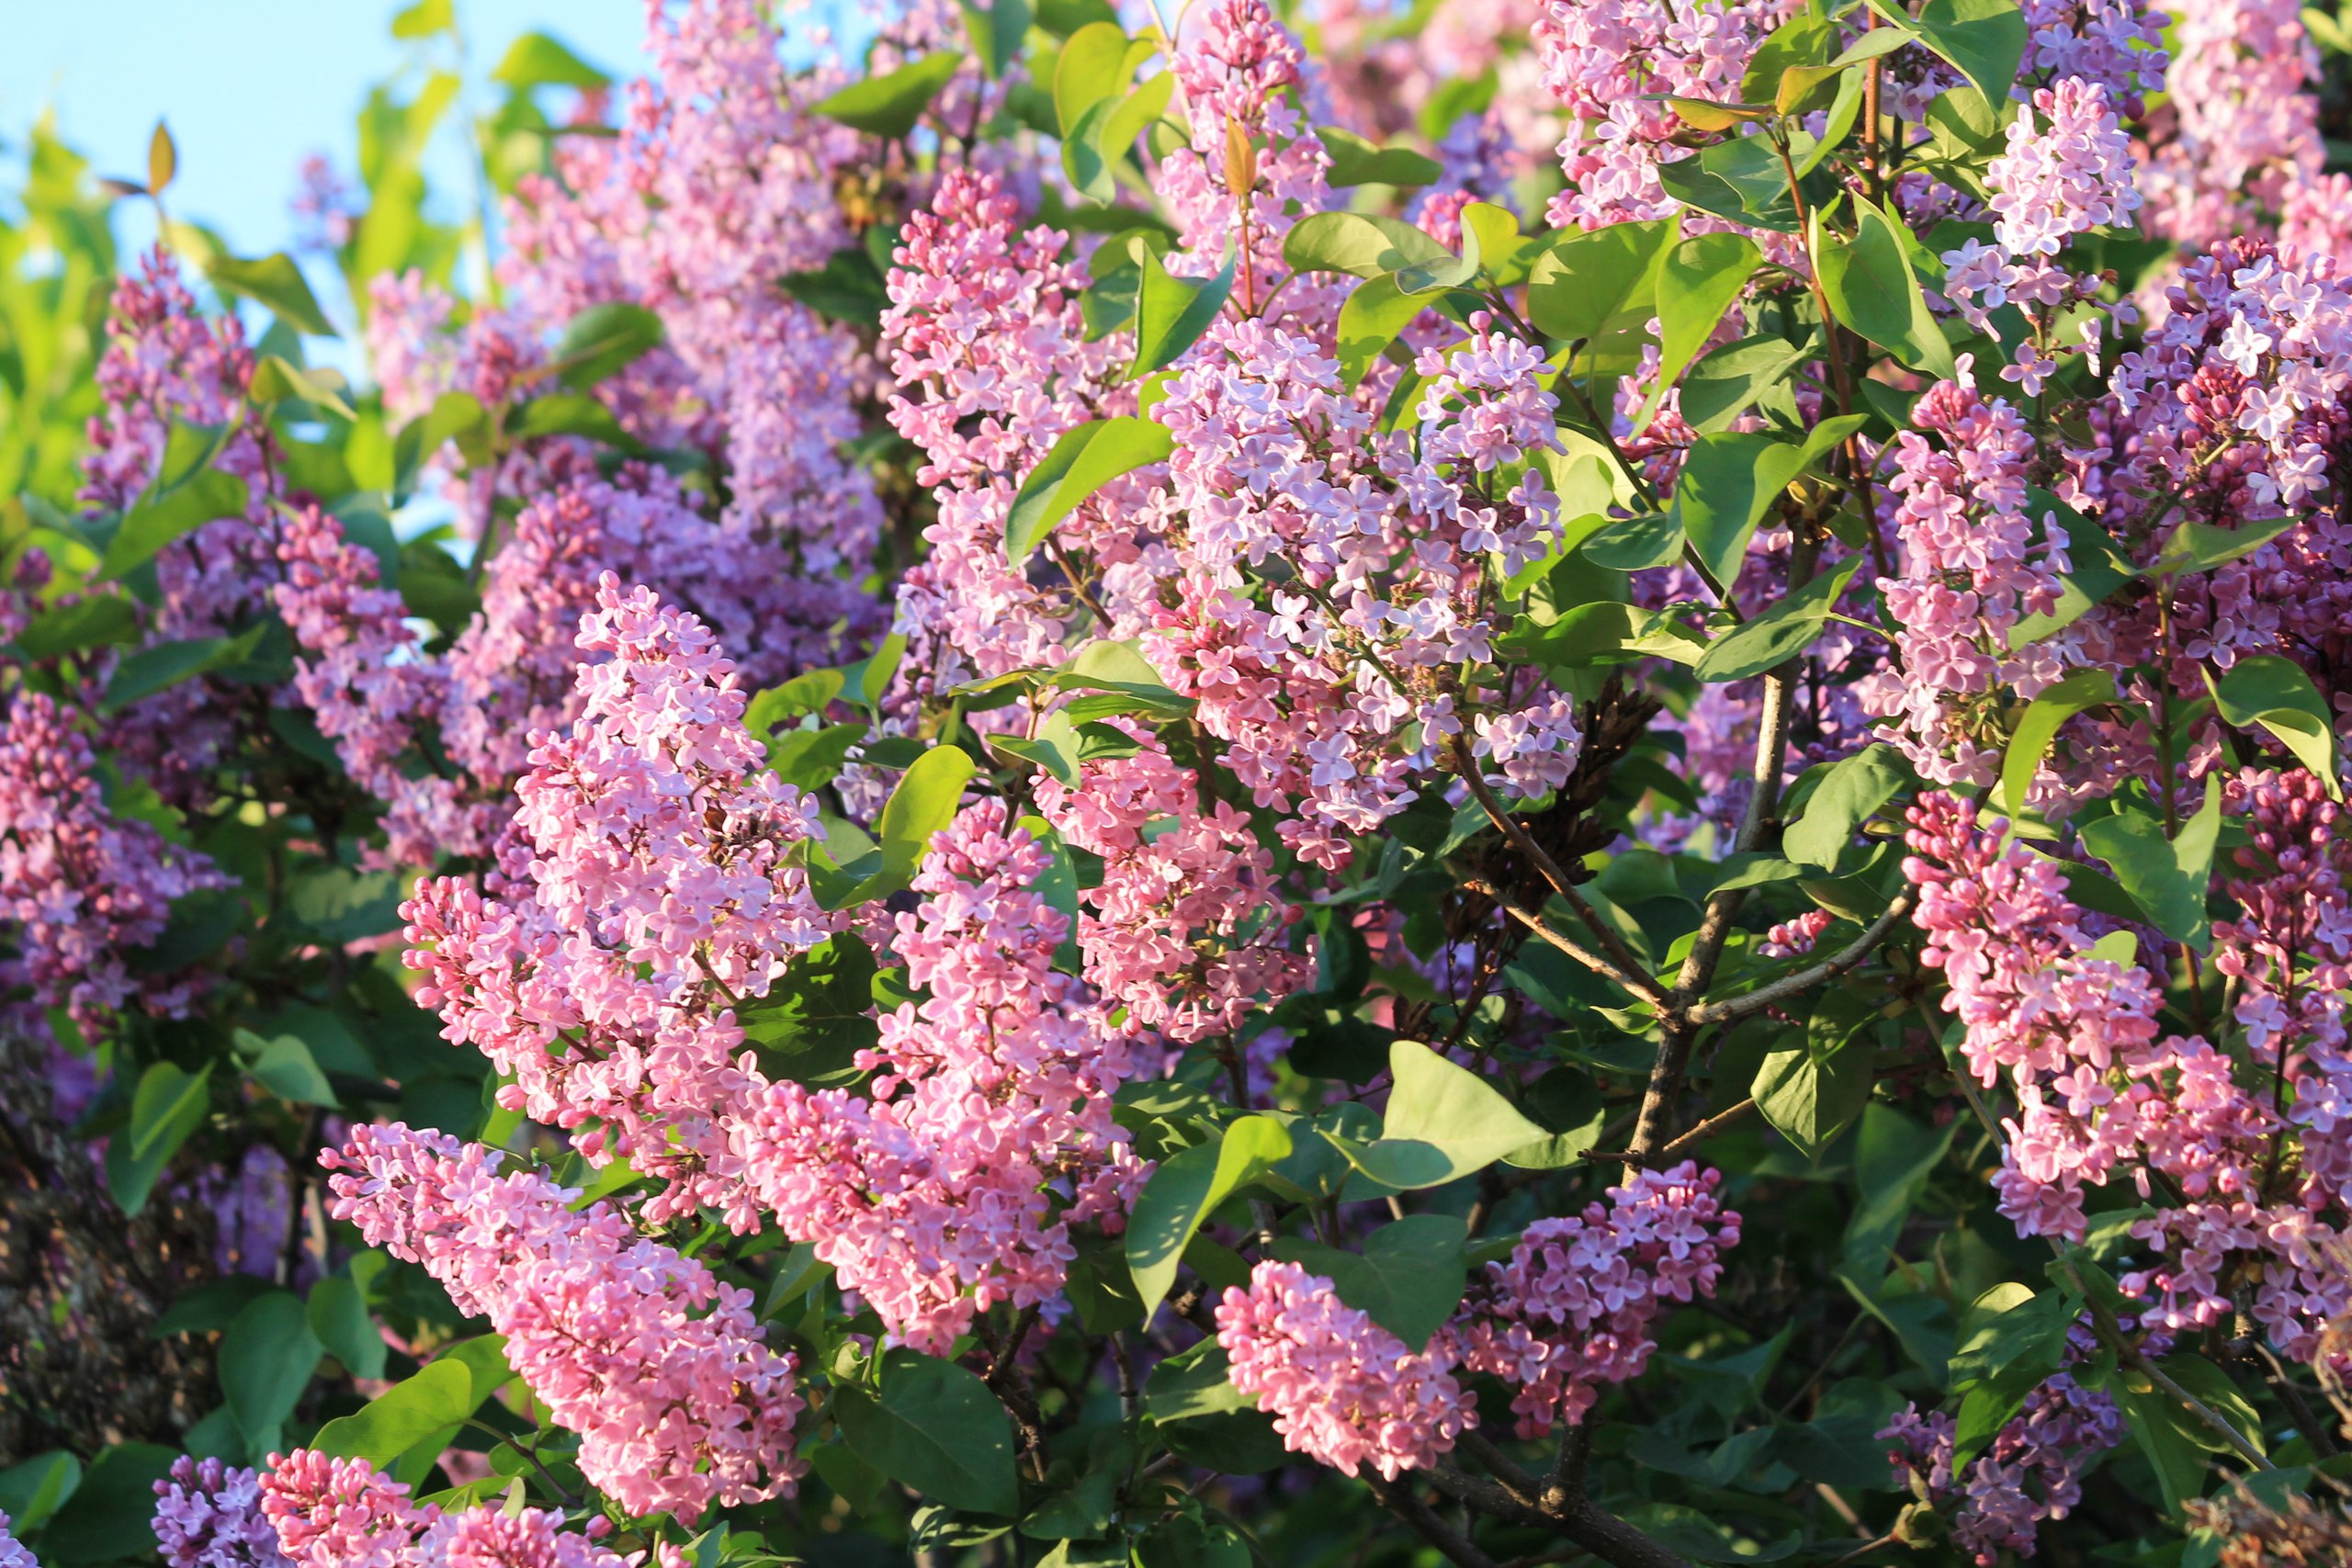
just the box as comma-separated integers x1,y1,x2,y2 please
1682,892,1917,1027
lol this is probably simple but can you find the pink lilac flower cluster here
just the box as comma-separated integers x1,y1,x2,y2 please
735,799,1148,1353
1988,78,2143,257
2136,0,2321,248
322,1122,805,1521
401,577,836,1217
2084,241,2352,716
1881,1373,2125,1564
80,247,290,804
1035,738,1311,1042
1216,1164,1739,1477
1532,0,1799,230
1216,1258,1472,1480
0,690,225,1029
1858,367,2075,788
366,0,887,668
1445,1161,1742,1436
153,1456,290,1568
259,1450,664,1568
1143,313,1572,869
878,168,1140,690
1906,786,2352,1354
1160,0,1339,321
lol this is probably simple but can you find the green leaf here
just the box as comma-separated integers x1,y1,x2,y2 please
815,51,964,138
2211,655,2343,799
2077,777,2221,950
1869,0,2029,120
251,355,356,418
309,1359,478,1465
769,723,866,792
1126,1115,1294,1321
1527,219,1676,343
208,251,336,336
220,1292,324,1448
288,865,409,942
99,469,248,581
1642,232,1761,429
1582,509,1688,571
1359,1039,1549,1189
1335,272,1434,388
15,596,141,660
1679,333,1815,434
1314,126,1443,187
962,0,1034,77
234,1024,341,1107
102,628,262,711
2152,514,2298,579
1130,244,1236,377
1784,744,1908,870
1657,137,1801,232
1053,23,1142,134
1948,1281,2075,1467
1674,417,1866,589
553,302,664,390
1842,1104,1958,1272
1753,991,1875,1156
492,30,611,88
1499,601,1707,666
1065,73,1173,200
1694,558,1860,682
0,1451,80,1538
1271,1214,1468,1348
1999,667,2118,818
1006,416,1173,563
35,1445,177,1565
308,1276,389,1380
1144,1342,1256,1421
738,935,879,1087
2115,1380,2209,1514
870,745,978,883
106,1062,212,1216
834,1350,1020,1516
391,0,454,37
2008,490,2135,647
1815,197,1954,377
1280,211,1451,278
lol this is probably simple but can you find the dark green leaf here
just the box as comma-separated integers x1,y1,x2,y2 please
16,596,140,660
1869,0,2030,119
1694,558,1860,682
2077,777,2221,949
1753,991,1874,1156
309,1276,389,1380
1783,744,1908,870
738,935,879,1087
1643,232,1762,427
1674,417,1865,588
36,1445,176,1565
834,1350,1019,1516
99,469,248,581
106,1061,212,1215
220,1292,324,1447
1126,1115,1292,1319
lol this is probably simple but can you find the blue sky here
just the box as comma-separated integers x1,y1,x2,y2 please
0,2,645,254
